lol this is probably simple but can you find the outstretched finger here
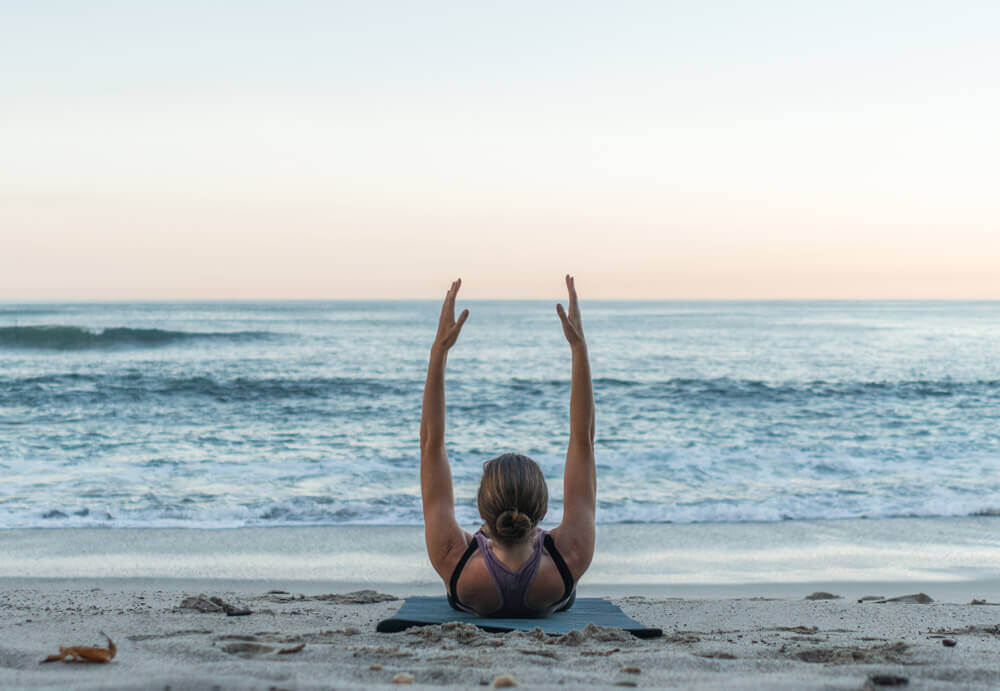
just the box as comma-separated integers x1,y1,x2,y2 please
448,278,463,309
556,303,570,328
440,280,458,319
565,275,578,305
446,308,470,346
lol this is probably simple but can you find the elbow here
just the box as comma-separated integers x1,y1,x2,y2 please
570,434,594,454
419,429,443,456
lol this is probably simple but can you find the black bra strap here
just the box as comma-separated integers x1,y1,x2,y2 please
447,538,480,610
543,534,576,603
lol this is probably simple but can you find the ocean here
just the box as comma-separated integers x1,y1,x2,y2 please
2,300,999,531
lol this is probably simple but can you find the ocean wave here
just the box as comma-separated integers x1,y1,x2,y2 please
509,376,1000,392
5,445,1000,529
0,373,411,405
0,325,276,350
5,367,998,398
545,377,1000,401
4,372,1000,411
6,500,1000,529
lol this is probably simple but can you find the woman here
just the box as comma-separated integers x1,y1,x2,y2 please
419,275,595,617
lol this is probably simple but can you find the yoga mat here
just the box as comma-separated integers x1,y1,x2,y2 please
376,596,662,638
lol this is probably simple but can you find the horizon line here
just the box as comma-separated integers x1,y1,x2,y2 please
4,297,1000,304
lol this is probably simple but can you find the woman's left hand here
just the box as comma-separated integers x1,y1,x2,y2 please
433,279,470,352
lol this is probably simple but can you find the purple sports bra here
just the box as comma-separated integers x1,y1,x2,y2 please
448,528,576,618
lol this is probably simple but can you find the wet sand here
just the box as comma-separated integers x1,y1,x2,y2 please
4,519,1000,587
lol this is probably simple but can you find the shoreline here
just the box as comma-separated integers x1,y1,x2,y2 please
3,518,999,588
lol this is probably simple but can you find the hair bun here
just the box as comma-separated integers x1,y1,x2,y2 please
495,509,533,540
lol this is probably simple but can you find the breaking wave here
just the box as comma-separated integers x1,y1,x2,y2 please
0,325,275,350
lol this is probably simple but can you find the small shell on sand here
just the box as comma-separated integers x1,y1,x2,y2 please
392,672,414,684
492,674,518,688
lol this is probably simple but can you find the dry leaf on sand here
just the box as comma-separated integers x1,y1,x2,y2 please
40,632,116,664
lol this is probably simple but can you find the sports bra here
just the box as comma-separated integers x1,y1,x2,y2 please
447,528,576,617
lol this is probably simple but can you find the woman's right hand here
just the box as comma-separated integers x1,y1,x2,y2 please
556,275,586,349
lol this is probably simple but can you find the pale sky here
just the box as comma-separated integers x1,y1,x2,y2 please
2,1,998,299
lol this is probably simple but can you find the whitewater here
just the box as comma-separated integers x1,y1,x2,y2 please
1,300,999,529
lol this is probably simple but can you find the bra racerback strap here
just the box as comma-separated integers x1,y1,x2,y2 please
448,538,480,611
542,533,575,603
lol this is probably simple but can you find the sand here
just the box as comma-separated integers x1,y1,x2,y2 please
2,581,999,690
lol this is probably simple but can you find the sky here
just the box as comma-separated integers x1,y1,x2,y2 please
2,1,998,299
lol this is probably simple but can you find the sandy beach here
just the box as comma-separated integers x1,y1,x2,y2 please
0,579,998,690
2,523,998,689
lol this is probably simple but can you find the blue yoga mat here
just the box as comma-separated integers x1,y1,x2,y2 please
376,596,662,639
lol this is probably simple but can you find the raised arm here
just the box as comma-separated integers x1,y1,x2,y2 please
420,279,471,579
550,275,596,579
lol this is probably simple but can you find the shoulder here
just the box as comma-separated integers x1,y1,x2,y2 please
429,529,476,583
545,525,594,583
